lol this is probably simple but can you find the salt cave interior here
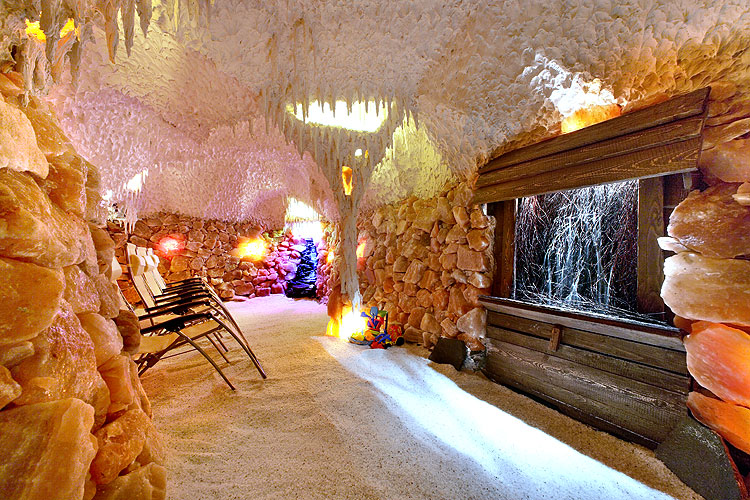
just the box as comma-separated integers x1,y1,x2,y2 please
1,1,750,499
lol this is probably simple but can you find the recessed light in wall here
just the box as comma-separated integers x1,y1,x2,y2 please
286,101,387,132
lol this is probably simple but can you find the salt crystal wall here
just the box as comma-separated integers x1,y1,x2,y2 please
356,181,494,351
0,73,166,499
660,88,750,479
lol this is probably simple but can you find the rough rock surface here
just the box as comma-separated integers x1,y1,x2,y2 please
0,169,89,268
64,265,102,314
0,364,21,408
92,462,167,500
78,312,124,367
699,139,750,183
90,408,151,485
0,257,65,344
688,392,750,455
662,252,750,326
42,152,88,216
0,98,48,177
0,398,97,500
668,184,750,258
98,354,136,415
10,301,102,406
684,322,750,407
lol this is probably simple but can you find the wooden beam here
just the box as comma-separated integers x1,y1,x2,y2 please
477,115,705,189
489,201,516,297
473,136,702,205
479,88,710,174
638,177,666,314
479,296,685,350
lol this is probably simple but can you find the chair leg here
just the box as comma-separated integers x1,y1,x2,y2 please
212,303,250,347
207,334,231,364
212,317,267,379
213,333,229,352
174,331,236,390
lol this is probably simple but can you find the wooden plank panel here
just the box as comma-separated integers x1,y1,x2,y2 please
477,115,705,188
479,88,710,174
479,296,685,350
489,201,516,297
485,339,686,443
483,367,660,449
473,136,702,205
487,311,688,375
638,177,666,313
487,325,689,394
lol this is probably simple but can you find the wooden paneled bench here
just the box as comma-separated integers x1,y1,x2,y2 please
479,296,690,449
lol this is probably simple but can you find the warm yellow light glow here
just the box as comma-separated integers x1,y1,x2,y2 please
560,104,621,133
286,100,387,132
354,148,363,157
326,306,367,339
25,19,77,43
126,169,148,193
235,239,267,261
356,241,365,259
326,250,334,264
341,166,353,195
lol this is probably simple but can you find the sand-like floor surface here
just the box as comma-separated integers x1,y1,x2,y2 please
140,295,702,500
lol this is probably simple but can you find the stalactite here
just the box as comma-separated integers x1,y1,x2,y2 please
122,0,135,56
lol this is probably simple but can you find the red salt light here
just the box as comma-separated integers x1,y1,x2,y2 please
157,237,183,257
687,392,750,455
685,322,750,407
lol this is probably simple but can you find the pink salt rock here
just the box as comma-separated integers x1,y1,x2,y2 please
403,259,427,284
456,246,487,272
11,301,101,406
127,357,152,418
0,257,65,344
86,187,108,226
448,287,472,319
0,364,21,408
687,392,750,455
22,96,70,158
0,340,34,367
0,98,48,177
440,318,459,338
64,265,101,314
90,408,150,485
661,252,750,326
685,322,750,407
113,309,141,356
94,274,122,319
420,312,442,335
98,354,135,415
0,398,98,499
92,462,167,500
458,333,485,352
0,169,90,267
256,287,271,297
667,184,750,258
135,420,165,467
467,229,490,251
456,307,487,338
89,223,116,276
699,138,750,183
42,152,87,216
78,312,124,367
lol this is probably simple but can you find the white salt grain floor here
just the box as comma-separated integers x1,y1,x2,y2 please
140,295,702,500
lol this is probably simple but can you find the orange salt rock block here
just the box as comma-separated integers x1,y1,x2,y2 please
668,184,750,258
0,257,64,344
42,151,88,216
0,169,90,267
94,273,121,319
78,312,123,367
0,98,48,177
688,392,750,455
662,252,750,326
90,408,150,485
0,364,21,408
64,265,101,314
699,138,750,183
22,96,71,158
672,316,694,333
11,301,102,406
92,462,167,500
135,420,166,467
685,322,750,407
127,357,151,418
0,398,97,499
99,354,135,414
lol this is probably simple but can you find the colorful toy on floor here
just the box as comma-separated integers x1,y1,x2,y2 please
348,306,403,349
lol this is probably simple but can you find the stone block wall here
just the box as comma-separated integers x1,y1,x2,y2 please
0,73,165,499
109,215,309,303
660,94,750,484
356,181,495,351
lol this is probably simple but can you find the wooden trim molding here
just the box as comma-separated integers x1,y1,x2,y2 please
473,88,710,205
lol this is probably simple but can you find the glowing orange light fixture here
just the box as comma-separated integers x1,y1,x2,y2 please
25,19,78,43
326,250,335,264
158,236,183,257
561,103,621,134
341,166,353,196
236,238,267,261
356,241,365,259
326,305,366,340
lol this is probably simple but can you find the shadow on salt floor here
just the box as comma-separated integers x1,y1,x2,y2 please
316,337,700,500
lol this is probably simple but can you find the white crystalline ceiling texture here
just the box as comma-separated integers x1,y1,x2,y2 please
41,0,750,222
